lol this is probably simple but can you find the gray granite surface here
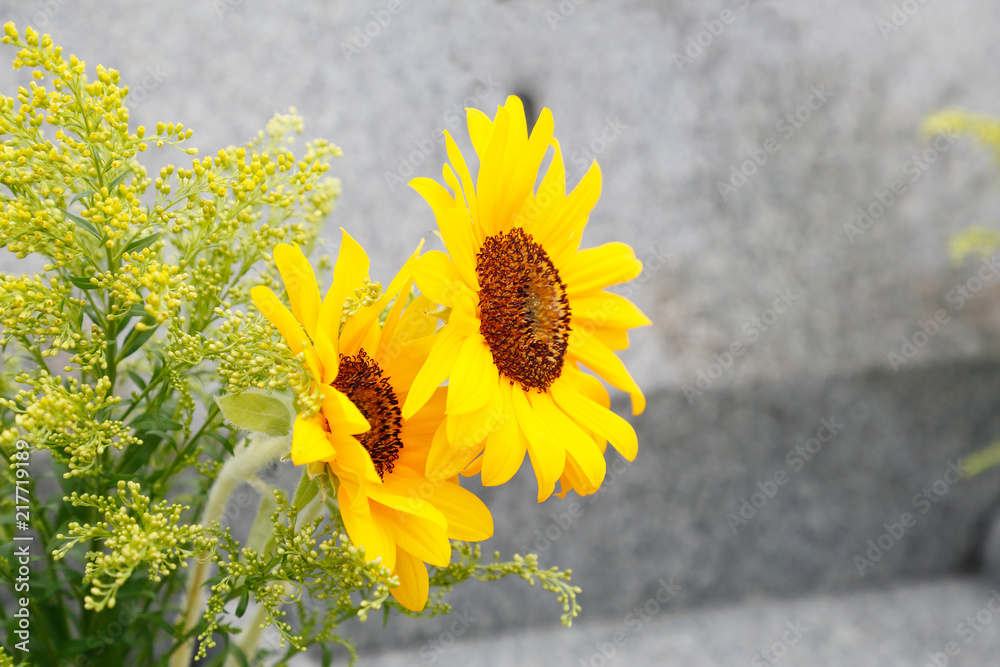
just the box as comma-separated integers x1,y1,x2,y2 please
358,578,1000,667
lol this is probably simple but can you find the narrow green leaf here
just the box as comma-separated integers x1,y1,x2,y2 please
128,412,182,432
247,491,279,555
67,275,98,290
61,208,102,240
124,231,162,254
108,169,130,191
235,590,250,618
125,370,147,390
118,321,158,360
68,190,94,207
292,470,319,513
214,391,293,436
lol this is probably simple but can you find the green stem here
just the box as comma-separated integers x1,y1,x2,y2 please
169,431,291,667
227,478,322,667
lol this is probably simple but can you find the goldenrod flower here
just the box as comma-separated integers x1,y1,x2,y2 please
251,231,493,611
403,96,649,502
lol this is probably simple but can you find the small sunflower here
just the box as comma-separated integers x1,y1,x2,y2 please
251,230,493,611
402,95,649,502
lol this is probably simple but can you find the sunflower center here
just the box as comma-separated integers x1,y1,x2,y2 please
332,350,403,479
476,227,571,391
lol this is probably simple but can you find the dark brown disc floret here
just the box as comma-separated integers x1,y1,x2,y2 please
332,350,403,479
476,227,571,391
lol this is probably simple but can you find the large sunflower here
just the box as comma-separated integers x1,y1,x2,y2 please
250,230,493,611
402,96,649,502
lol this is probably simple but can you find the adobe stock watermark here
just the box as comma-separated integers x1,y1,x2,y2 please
520,456,634,555
14,0,71,30
750,620,810,666
877,0,932,39
212,0,244,20
887,253,1000,371
383,73,501,192
672,0,752,73
569,117,628,177
923,589,1000,667
577,578,682,667
12,439,32,653
726,417,844,534
340,0,414,63
545,0,587,31
682,288,799,404
125,63,168,108
843,130,957,243
853,459,965,576
717,84,834,202
406,610,477,666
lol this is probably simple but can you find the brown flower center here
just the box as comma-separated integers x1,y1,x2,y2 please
332,350,403,479
476,227,571,391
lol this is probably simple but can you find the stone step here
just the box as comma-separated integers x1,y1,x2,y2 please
359,577,1000,667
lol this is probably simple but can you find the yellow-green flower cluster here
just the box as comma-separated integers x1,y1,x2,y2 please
0,373,140,476
0,272,83,353
53,481,215,611
189,308,323,416
90,247,196,325
923,109,1000,162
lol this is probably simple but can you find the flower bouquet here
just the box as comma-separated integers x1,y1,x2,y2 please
0,24,648,666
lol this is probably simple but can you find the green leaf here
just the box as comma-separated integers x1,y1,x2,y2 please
124,231,162,254
128,412,182,432
292,470,319,513
118,320,158,361
125,370,147,390
247,491,279,555
68,190,94,207
61,208,102,240
214,391,293,436
67,275,98,290
235,589,250,618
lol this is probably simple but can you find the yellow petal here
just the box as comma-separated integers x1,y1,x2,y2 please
273,243,321,336
561,242,642,296
412,250,464,307
290,415,336,466
481,382,527,486
538,161,602,265
467,107,494,160
389,545,429,612
330,433,382,485
339,483,396,570
550,376,638,461
427,415,487,481
436,206,480,289
317,228,370,342
401,327,464,420
510,385,564,501
410,176,457,212
501,107,553,233
476,106,510,236
372,503,451,568
369,479,448,531
251,286,308,356
446,333,499,415
426,481,494,541
567,329,645,414
319,384,370,436
570,292,651,330
529,390,605,496
444,130,480,228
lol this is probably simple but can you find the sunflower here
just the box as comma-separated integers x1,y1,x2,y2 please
250,230,493,611
401,95,650,502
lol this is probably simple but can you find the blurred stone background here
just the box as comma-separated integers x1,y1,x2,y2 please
4,0,1000,664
